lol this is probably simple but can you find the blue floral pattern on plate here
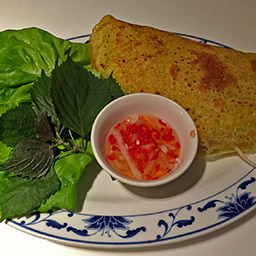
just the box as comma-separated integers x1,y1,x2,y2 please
198,177,256,219
8,34,256,248
10,167,255,246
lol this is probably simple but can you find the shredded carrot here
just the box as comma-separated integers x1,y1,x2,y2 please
143,116,158,130
156,170,165,177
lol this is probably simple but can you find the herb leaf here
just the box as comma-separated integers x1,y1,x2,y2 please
50,59,123,138
36,112,54,142
0,165,60,221
31,71,60,126
2,138,54,179
104,73,124,99
0,103,36,147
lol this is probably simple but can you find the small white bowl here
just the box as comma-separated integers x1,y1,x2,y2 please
91,93,198,187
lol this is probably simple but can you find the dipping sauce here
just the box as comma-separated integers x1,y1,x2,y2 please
105,114,181,181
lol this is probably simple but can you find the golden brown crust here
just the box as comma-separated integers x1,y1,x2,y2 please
89,15,256,157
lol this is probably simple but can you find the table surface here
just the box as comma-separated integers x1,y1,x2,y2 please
0,1,255,255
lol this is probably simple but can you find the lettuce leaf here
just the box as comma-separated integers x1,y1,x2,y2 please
0,27,90,115
0,27,90,88
0,84,32,116
0,142,12,166
38,144,94,212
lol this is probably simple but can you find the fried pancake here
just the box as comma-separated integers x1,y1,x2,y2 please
89,15,256,158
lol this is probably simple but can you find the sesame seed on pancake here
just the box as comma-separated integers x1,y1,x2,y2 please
89,15,256,158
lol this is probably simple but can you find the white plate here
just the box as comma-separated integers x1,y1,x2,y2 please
8,34,256,248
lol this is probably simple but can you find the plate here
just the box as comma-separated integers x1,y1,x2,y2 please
8,33,256,248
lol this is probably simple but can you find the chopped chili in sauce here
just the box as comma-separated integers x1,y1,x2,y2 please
105,114,181,181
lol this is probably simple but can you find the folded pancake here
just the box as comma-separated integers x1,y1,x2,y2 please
89,15,256,158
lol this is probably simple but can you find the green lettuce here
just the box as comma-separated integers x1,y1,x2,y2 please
0,142,12,166
0,27,90,116
39,147,94,212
